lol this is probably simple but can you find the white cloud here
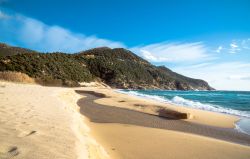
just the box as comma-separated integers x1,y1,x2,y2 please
229,42,240,53
173,62,250,91
131,42,212,63
0,11,125,52
214,39,250,54
230,43,238,48
140,50,159,61
215,46,223,53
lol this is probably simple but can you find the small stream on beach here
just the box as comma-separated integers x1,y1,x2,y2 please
118,90,250,135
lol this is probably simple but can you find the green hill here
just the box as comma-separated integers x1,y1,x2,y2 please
0,43,214,90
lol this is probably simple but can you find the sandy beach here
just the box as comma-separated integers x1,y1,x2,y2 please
1,1,249,158
1,81,250,159
0,81,109,159
88,123,250,159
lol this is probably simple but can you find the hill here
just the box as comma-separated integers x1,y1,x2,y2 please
0,43,37,57
0,43,214,90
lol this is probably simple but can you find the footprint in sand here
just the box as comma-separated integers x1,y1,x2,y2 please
0,146,19,159
18,130,37,138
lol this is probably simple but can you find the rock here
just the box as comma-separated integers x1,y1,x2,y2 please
157,108,189,119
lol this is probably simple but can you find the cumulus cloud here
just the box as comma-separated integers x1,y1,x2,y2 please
131,42,212,63
0,10,125,53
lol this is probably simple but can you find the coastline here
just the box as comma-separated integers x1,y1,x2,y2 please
75,88,250,159
80,87,239,128
116,89,250,135
76,90,250,145
1,81,249,159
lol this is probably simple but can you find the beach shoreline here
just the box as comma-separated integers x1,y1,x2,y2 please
1,81,249,159
76,90,250,145
75,88,250,159
78,87,239,129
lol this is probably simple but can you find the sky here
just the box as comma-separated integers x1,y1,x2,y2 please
0,0,250,90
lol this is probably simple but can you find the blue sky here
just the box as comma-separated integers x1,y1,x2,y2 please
0,0,250,90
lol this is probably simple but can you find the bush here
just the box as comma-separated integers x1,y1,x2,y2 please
35,76,63,86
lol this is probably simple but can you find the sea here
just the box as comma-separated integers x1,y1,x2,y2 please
118,89,250,135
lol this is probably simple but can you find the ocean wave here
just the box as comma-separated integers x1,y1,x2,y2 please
235,118,250,135
117,90,168,103
170,96,250,118
117,90,250,118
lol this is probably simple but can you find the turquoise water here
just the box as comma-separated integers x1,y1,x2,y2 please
118,90,250,135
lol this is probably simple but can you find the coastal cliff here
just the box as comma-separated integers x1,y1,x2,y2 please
0,43,214,90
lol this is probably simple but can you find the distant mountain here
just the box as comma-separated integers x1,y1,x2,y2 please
0,43,214,90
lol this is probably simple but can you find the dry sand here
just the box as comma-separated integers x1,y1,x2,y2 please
88,123,250,159
0,81,109,159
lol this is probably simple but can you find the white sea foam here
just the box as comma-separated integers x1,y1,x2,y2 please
235,119,250,135
170,96,250,118
117,90,168,103
117,90,250,118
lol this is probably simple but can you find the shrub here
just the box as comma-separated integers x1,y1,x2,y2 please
35,76,63,86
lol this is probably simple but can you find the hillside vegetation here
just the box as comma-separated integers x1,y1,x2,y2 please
0,43,214,90
0,43,37,57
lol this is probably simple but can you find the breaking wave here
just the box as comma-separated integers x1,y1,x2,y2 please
117,90,250,118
